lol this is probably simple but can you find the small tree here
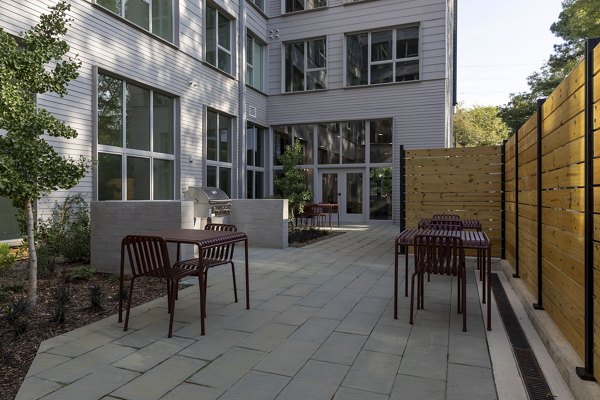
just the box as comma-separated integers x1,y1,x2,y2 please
0,2,88,305
274,141,312,228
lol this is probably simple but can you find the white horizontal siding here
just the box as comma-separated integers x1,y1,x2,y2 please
266,0,448,94
0,0,241,217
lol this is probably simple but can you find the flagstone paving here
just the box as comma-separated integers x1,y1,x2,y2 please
17,224,510,399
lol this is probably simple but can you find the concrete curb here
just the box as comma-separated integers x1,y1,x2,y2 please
499,260,600,400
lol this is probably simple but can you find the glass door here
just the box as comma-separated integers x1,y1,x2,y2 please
320,170,365,222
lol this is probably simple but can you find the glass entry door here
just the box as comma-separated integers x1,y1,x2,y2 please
320,170,365,222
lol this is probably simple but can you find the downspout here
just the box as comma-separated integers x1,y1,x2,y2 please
238,0,247,199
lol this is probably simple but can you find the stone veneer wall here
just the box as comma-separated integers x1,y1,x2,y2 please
228,199,288,249
91,201,195,274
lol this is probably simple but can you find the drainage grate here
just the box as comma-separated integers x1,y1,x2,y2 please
491,273,554,400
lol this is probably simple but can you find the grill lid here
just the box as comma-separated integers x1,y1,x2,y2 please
201,187,229,201
192,186,230,202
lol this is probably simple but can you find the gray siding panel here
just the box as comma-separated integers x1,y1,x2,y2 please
0,0,241,215
0,0,451,227
246,89,269,126
266,0,447,94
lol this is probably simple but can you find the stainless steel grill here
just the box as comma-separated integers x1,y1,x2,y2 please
184,186,231,219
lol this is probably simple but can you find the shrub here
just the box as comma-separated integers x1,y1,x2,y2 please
0,243,17,271
51,302,66,324
49,284,70,324
52,284,71,305
36,194,91,269
89,283,104,311
4,297,30,337
67,266,95,282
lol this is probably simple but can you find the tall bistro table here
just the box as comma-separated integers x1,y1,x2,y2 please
394,228,492,330
156,228,249,335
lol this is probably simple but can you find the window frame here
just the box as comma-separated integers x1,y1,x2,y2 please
96,72,176,201
206,109,234,196
283,0,327,14
94,0,176,43
247,0,265,12
283,37,327,93
205,2,234,75
246,123,267,199
246,32,265,91
345,24,420,87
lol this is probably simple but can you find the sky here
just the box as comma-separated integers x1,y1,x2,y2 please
457,0,565,108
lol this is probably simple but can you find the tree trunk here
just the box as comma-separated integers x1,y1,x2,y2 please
25,200,37,306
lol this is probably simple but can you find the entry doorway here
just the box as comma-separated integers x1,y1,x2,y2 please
320,170,365,222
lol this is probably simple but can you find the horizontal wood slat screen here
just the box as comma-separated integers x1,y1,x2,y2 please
504,52,596,377
404,146,502,257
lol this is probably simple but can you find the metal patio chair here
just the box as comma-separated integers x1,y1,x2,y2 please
118,235,200,338
410,233,467,331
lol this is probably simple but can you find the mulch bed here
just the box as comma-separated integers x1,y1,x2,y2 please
0,262,165,400
288,227,345,248
0,230,342,399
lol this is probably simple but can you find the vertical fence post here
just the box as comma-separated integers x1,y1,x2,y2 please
533,98,546,310
514,129,520,278
501,140,507,259
399,145,406,253
576,37,600,382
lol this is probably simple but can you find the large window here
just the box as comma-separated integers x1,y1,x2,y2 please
247,34,264,91
247,124,266,199
370,119,392,163
97,74,175,201
285,38,326,92
206,4,232,74
0,197,20,241
207,111,233,196
346,25,419,86
285,0,326,13
96,0,173,42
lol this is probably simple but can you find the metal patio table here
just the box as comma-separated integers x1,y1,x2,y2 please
156,228,249,336
394,228,492,330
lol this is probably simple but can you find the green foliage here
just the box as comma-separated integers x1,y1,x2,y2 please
453,106,510,147
67,266,95,282
0,243,17,271
89,283,104,311
500,0,600,131
0,1,89,304
273,141,312,226
50,284,70,324
0,1,88,207
4,297,30,337
37,194,91,267
2,280,26,294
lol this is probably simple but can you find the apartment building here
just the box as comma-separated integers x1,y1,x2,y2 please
0,0,456,241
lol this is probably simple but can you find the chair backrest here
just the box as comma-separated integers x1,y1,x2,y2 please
121,235,171,279
414,233,465,276
423,220,463,231
432,214,460,221
203,223,237,261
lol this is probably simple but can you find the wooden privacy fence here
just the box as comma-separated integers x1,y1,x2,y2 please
504,38,600,381
401,146,503,257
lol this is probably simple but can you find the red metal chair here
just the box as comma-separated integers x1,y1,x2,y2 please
174,224,239,317
118,235,200,338
410,233,467,331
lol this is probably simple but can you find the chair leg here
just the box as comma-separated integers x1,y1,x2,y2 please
462,271,467,332
230,262,238,303
168,279,178,338
410,271,418,324
123,278,136,332
457,274,461,314
404,249,409,297
203,270,208,318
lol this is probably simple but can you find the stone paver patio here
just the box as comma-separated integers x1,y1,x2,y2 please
17,224,541,399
